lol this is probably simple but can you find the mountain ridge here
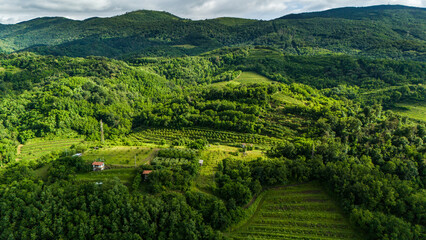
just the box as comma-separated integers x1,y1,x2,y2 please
3,5,424,25
0,5,424,59
279,5,425,20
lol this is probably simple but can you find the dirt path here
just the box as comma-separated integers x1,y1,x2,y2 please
15,144,24,161
143,148,159,164
17,144,24,155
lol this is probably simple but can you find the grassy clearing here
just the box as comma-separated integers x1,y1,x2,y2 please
272,92,304,105
235,72,273,84
211,71,273,88
392,102,426,122
172,44,197,49
75,168,137,185
82,146,154,167
196,145,265,192
19,138,84,161
230,182,362,240
361,85,418,95
210,80,241,88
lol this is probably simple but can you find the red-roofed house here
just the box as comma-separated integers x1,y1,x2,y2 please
92,162,105,171
142,170,153,180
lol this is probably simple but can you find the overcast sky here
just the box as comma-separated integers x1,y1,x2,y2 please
0,0,424,24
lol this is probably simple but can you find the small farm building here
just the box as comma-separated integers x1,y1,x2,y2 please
92,162,105,171
142,170,153,180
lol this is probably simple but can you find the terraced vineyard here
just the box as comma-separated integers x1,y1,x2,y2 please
231,182,362,240
129,128,282,146
18,138,84,161
82,146,154,166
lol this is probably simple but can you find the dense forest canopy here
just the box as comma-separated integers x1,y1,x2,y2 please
0,4,425,240
0,5,424,60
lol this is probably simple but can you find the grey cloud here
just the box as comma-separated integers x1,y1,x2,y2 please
0,0,425,24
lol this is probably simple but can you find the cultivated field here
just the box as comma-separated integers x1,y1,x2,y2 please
82,146,155,167
129,128,282,146
18,138,84,161
230,182,362,240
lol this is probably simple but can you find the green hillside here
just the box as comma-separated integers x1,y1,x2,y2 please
0,50,424,240
0,6,424,239
0,5,424,59
392,102,426,121
208,17,258,26
280,5,425,21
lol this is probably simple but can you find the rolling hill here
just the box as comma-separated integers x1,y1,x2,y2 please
0,5,424,59
0,5,424,240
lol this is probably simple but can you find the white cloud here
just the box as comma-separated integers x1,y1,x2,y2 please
0,0,424,24
26,0,113,12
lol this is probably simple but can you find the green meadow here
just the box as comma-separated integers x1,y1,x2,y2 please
82,146,155,167
392,102,426,122
75,168,137,185
211,71,273,87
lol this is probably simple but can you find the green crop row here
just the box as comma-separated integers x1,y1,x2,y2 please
230,183,362,240
19,138,84,161
130,128,282,145
151,157,191,167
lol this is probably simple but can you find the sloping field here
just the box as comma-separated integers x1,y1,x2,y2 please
231,182,362,240
82,146,154,166
212,71,273,87
129,128,282,146
272,92,304,105
392,102,426,122
18,138,84,161
75,168,137,185
235,72,274,84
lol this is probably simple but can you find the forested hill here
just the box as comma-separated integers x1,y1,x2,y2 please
0,48,424,240
0,5,424,59
279,5,425,20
